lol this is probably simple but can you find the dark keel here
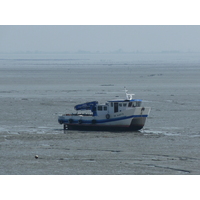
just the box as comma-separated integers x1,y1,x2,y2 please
66,124,143,131
64,118,146,132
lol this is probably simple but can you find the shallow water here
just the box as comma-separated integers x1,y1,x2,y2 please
0,53,200,174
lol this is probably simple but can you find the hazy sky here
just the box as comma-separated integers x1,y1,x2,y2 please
1,26,200,53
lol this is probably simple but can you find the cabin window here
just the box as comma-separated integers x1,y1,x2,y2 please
128,102,132,107
98,106,102,111
111,103,113,107
132,102,136,107
136,101,141,107
104,106,107,111
123,103,127,107
119,103,122,107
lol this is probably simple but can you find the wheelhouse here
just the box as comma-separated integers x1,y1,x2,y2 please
106,99,142,113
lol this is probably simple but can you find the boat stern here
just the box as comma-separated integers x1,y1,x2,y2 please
58,115,65,124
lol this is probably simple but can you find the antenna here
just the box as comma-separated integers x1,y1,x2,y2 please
124,86,128,94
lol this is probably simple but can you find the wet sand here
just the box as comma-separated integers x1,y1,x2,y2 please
1,130,200,175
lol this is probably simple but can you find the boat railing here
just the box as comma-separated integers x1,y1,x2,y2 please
63,113,93,116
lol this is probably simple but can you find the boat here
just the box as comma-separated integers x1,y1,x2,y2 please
58,88,151,131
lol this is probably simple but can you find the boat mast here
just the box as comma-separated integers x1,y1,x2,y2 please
124,87,135,100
